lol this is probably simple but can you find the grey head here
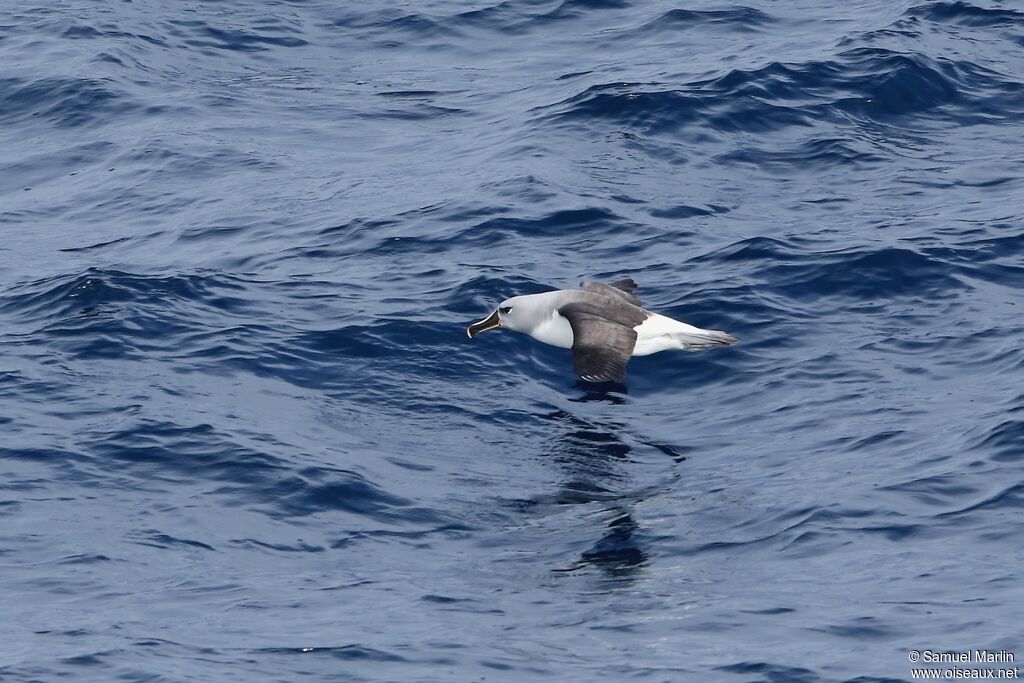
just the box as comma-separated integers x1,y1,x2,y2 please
465,290,559,337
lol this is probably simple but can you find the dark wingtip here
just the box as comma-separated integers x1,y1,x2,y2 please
578,364,627,383
581,375,612,383
609,277,637,292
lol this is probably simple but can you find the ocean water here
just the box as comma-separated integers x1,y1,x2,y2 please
2,0,1023,680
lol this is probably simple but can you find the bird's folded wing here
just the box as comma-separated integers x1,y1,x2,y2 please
580,278,642,306
558,302,645,382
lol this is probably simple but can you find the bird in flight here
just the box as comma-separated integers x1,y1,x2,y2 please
467,278,736,382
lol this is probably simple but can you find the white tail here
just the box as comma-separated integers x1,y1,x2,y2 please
674,326,738,350
633,313,737,356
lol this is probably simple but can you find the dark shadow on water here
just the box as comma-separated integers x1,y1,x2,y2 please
541,409,634,467
534,409,677,578
569,379,628,404
554,508,649,575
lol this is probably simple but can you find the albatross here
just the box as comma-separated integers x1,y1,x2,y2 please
467,278,737,382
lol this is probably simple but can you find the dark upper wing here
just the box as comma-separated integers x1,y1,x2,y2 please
558,301,647,382
580,278,642,306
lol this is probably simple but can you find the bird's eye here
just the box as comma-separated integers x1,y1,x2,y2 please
499,306,512,314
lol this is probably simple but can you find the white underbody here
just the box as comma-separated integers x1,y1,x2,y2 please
529,310,730,356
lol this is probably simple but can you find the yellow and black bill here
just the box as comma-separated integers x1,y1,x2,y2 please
467,309,501,338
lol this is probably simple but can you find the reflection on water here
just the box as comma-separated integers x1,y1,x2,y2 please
569,379,628,404
557,507,649,575
538,408,670,576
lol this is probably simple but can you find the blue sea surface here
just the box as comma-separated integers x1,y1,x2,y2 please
2,0,1023,680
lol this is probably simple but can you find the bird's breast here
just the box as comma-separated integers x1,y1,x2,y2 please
528,312,575,349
